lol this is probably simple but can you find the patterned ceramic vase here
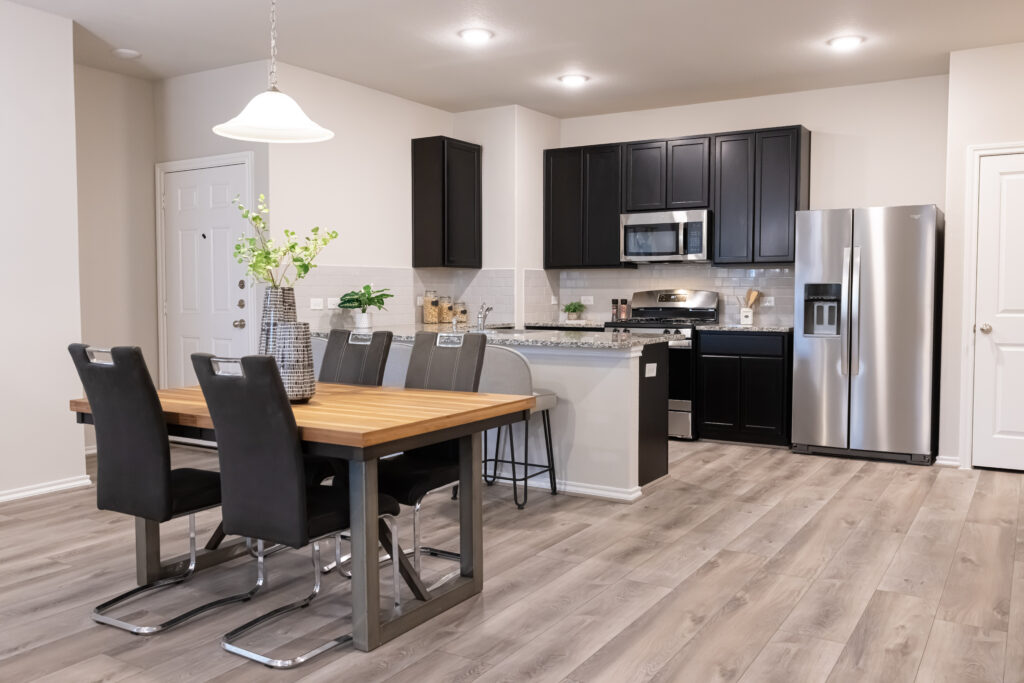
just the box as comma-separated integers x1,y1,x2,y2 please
258,286,297,355
273,321,315,403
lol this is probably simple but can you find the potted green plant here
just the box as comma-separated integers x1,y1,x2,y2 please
233,194,338,402
337,284,394,332
563,301,586,321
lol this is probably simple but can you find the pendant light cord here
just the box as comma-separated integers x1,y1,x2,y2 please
268,0,278,90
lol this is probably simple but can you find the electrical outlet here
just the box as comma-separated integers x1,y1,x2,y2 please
551,295,558,305
309,298,324,310
416,296,424,306
762,296,775,308
327,297,340,309
581,295,594,305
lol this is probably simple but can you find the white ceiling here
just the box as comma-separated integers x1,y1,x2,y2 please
17,0,1024,118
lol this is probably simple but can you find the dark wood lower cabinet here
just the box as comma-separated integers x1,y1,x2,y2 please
696,331,791,446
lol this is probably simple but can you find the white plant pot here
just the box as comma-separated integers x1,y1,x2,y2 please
354,311,372,332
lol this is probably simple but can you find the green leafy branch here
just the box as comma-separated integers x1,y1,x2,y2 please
563,301,586,313
232,194,339,288
337,284,394,313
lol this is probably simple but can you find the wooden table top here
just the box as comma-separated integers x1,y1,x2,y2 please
70,383,535,449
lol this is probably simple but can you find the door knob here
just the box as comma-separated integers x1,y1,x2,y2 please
233,319,246,329
980,323,992,334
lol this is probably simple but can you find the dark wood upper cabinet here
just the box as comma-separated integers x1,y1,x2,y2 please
412,136,481,268
583,144,623,266
666,136,711,209
713,132,756,264
623,141,666,211
544,144,623,268
544,147,584,268
712,126,809,264
754,127,810,263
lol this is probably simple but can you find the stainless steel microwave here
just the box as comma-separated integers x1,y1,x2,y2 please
620,210,710,263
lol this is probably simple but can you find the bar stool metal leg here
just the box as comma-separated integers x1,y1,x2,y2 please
543,410,558,495
92,514,265,635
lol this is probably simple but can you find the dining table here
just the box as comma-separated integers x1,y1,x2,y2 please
70,381,535,651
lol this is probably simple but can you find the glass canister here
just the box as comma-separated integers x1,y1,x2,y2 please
422,289,439,323
438,296,454,323
454,301,468,324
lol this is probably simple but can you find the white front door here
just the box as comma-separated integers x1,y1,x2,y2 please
973,152,1024,469
162,163,251,387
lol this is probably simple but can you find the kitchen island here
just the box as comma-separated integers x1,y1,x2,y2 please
316,327,670,501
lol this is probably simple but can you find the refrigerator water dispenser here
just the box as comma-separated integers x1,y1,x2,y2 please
802,283,841,336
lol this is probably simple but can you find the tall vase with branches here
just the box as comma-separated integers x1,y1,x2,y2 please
233,194,338,354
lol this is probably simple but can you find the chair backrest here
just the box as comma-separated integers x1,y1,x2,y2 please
478,345,534,396
404,332,487,392
382,342,412,387
318,329,392,386
68,344,173,521
311,335,327,380
192,353,310,548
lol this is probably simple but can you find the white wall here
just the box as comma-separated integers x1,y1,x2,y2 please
942,42,1024,465
514,106,561,324
154,61,271,195
75,65,158,364
268,62,453,268
561,75,949,211
0,1,89,497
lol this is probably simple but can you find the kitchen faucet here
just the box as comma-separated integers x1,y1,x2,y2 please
477,303,493,331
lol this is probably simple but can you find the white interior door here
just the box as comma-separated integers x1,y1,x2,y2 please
973,153,1024,469
162,163,251,387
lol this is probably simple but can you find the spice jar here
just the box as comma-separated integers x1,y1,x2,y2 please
438,295,453,323
422,290,439,323
454,301,468,324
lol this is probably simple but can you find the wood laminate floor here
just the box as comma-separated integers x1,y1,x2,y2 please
2,442,1021,682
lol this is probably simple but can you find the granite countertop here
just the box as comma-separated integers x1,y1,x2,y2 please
315,325,669,350
696,324,794,333
524,319,607,329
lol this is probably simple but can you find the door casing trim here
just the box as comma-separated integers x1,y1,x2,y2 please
155,152,255,388
959,141,1024,469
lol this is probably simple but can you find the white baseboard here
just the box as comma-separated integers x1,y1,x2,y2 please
935,454,965,468
0,475,93,503
489,472,642,503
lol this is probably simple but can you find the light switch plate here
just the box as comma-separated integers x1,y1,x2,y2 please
762,296,775,308
645,363,657,378
581,295,594,305
416,296,424,306
327,297,340,309
309,297,324,310
551,296,558,305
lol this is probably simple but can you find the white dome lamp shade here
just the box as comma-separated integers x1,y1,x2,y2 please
213,0,334,144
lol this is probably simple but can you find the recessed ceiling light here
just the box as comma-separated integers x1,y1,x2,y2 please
826,35,866,52
111,48,142,60
558,74,589,87
458,28,494,45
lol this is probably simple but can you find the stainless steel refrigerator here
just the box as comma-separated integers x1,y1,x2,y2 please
792,205,943,464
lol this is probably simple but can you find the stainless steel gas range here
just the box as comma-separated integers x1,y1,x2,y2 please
605,289,719,439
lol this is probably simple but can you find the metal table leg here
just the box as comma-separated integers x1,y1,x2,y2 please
134,517,250,586
348,458,382,651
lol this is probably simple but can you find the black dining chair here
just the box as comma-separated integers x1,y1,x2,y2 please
192,352,402,669
68,344,260,635
307,330,393,487
349,331,486,578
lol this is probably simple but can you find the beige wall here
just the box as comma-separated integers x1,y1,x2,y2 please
74,65,158,365
0,1,88,497
268,62,453,268
941,41,1024,465
561,75,949,212
154,61,271,195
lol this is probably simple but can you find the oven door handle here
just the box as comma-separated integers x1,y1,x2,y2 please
668,340,692,348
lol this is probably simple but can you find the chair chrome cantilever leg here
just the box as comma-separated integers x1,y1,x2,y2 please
223,529,403,669
416,486,464,591
92,514,264,635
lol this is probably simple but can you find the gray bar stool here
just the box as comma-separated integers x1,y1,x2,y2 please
479,346,558,509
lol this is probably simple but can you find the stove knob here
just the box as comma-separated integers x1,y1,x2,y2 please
674,329,682,335
663,329,671,335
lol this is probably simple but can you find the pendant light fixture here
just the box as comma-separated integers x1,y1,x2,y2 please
213,0,334,143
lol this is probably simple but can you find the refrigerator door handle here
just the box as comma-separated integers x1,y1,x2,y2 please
850,246,862,376
840,247,851,376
